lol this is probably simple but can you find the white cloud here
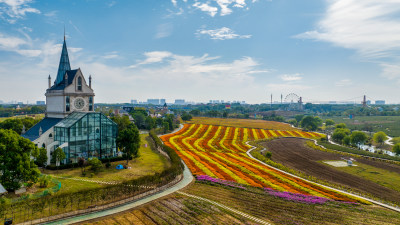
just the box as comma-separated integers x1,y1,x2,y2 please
190,0,260,17
130,51,173,68
197,27,251,40
381,63,400,82
295,1,400,59
77,52,265,103
171,0,177,7
155,23,173,39
193,2,218,17
0,0,40,23
0,33,27,49
280,73,302,81
335,79,352,87
296,1,400,83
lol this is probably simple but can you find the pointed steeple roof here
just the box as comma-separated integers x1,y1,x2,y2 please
55,36,71,86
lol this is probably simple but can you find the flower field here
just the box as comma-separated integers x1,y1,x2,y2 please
161,123,359,202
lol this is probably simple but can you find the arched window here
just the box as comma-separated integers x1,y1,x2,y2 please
66,96,70,112
77,77,82,91
42,143,46,148
49,133,53,138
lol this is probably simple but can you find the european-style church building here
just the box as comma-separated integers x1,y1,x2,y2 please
23,36,117,165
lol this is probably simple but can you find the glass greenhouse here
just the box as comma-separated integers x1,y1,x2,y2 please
54,112,118,164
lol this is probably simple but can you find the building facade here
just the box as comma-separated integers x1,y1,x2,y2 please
23,36,117,165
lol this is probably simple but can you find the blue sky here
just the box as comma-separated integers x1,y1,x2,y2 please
0,0,399,104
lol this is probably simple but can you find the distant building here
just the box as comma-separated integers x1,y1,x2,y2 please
160,99,166,105
366,100,371,105
147,99,160,105
36,101,46,105
131,99,138,104
175,99,185,105
17,102,24,105
375,100,385,105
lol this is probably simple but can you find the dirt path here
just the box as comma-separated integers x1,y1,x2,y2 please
261,138,400,204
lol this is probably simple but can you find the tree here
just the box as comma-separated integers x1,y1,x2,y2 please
373,131,388,146
0,129,40,190
88,158,103,173
162,121,169,133
300,116,322,131
53,147,66,169
132,113,146,129
393,143,400,156
111,115,131,132
335,123,347,129
78,157,87,174
342,136,351,146
36,147,48,168
145,116,155,130
294,114,304,123
332,128,350,143
325,119,335,126
181,113,193,121
190,109,201,116
350,131,367,146
117,123,141,165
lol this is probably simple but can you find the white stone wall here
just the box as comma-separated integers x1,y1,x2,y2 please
33,127,58,165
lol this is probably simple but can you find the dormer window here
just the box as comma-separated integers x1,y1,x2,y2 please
77,77,82,91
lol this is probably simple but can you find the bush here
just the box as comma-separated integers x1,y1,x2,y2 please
264,151,272,159
39,176,51,188
105,162,111,168
88,158,103,173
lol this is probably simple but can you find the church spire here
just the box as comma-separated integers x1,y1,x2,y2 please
55,34,71,86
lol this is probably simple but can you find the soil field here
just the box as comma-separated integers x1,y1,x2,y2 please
261,138,400,204
81,182,400,225
79,194,257,225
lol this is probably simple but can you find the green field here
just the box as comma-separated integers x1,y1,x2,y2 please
0,114,44,122
44,134,169,194
322,116,400,137
325,161,400,193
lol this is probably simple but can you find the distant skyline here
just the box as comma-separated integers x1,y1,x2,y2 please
0,0,399,104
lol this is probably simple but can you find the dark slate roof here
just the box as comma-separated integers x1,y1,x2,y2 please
55,39,71,85
22,117,63,141
49,69,78,90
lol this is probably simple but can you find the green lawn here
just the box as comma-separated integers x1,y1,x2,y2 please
43,134,170,194
324,161,400,193
322,116,400,137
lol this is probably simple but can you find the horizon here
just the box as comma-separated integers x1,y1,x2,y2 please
0,1,399,104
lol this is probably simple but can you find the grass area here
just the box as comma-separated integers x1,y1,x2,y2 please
325,161,400,193
0,114,44,122
183,182,400,225
322,116,400,137
42,134,170,194
188,117,297,130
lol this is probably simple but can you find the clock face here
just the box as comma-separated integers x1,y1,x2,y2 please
74,98,85,109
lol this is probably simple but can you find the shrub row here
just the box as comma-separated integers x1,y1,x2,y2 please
318,140,400,163
149,130,184,174
45,156,133,170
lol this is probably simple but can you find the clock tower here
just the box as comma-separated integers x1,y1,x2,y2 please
45,36,95,118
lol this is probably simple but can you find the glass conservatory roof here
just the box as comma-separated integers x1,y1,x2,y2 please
54,112,89,128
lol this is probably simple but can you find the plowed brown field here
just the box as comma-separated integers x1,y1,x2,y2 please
262,138,400,204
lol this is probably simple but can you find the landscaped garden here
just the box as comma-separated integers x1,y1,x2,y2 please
161,122,364,203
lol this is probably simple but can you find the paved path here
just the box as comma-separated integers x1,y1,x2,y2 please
177,191,272,225
246,140,400,213
44,163,194,225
